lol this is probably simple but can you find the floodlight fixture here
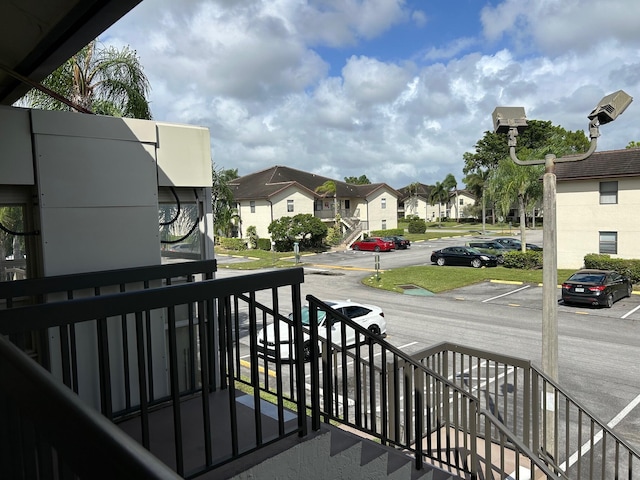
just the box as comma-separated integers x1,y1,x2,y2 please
492,106,528,134
587,90,633,125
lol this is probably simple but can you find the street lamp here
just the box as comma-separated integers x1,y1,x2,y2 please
492,90,632,382
492,90,632,455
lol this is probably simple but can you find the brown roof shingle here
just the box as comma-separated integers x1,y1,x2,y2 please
555,148,640,181
229,165,399,200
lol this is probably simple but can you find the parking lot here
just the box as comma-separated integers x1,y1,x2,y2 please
219,229,640,454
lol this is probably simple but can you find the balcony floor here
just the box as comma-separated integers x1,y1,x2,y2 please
117,388,300,478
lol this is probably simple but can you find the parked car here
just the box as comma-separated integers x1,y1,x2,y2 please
561,269,633,308
493,237,543,251
256,300,386,361
383,235,411,250
168,242,198,253
351,237,395,252
430,246,498,268
466,241,507,264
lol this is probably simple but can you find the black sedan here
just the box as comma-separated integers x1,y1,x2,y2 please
383,235,411,249
494,237,543,251
431,246,498,268
561,269,633,308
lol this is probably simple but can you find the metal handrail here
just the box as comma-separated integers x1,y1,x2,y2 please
0,334,181,480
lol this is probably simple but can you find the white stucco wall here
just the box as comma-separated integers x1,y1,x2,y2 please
365,188,398,231
238,186,315,239
557,178,640,269
238,199,273,239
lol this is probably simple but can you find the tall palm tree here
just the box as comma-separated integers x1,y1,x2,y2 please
429,181,448,227
21,39,151,119
315,180,339,229
488,159,544,250
463,169,490,233
406,181,421,217
442,173,458,221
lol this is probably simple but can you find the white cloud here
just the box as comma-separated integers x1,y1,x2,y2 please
103,0,640,189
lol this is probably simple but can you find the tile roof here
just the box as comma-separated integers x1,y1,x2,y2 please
229,165,400,200
555,148,640,181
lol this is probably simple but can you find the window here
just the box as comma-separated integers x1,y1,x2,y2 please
344,199,350,209
250,201,255,213
287,199,294,212
381,219,387,230
599,231,617,254
381,197,386,209
459,198,464,205
600,181,618,204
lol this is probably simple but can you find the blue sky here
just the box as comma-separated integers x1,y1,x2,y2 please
104,0,640,189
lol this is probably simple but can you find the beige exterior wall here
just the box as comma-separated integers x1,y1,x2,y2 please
238,199,273,240
237,186,315,240
362,188,398,231
455,192,475,219
557,177,640,269
402,196,443,221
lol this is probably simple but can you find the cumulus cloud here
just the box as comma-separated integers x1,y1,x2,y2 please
104,0,640,189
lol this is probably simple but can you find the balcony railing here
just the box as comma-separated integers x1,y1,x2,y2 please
0,262,307,479
1,263,638,479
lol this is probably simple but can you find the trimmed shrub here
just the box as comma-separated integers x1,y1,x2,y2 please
218,237,247,251
408,218,427,234
370,228,403,237
583,254,640,283
502,250,543,270
257,238,272,251
325,226,342,246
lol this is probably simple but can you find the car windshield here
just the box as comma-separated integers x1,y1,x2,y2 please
569,273,605,284
290,304,333,325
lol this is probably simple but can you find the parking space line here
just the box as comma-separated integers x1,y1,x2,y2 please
482,284,531,303
621,304,640,319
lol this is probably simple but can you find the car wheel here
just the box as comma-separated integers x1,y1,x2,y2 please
368,324,381,337
374,246,380,252
436,257,445,266
627,284,633,298
302,341,313,362
471,258,482,268
605,294,614,308
497,255,504,264
353,245,360,251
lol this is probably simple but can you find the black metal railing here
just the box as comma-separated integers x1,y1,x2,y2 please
2,263,639,479
0,263,307,479
411,343,640,479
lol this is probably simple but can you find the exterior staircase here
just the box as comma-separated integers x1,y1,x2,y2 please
226,424,460,480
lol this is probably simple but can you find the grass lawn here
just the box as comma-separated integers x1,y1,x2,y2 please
362,265,576,294
215,246,574,294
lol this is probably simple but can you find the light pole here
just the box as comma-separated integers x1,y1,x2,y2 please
492,90,632,454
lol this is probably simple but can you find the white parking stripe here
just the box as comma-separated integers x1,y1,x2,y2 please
559,392,640,472
482,284,531,303
621,304,640,319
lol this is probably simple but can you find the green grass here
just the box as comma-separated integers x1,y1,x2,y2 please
215,247,301,270
362,265,576,294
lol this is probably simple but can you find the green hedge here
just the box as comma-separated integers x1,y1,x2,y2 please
502,250,543,270
370,228,404,237
408,218,427,234
218,238,247,251
584,254,640,283
257,238,272,251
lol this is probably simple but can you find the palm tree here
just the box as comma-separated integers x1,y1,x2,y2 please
429,182,448,227
442,173,458,221
488,159,544,250
406,182,421,217
463,169,490,233
315,180,339,229
20,39,151,119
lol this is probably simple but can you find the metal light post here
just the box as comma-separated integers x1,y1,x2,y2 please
492,90,632,454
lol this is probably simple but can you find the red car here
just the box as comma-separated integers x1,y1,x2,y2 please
351,237,394,252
